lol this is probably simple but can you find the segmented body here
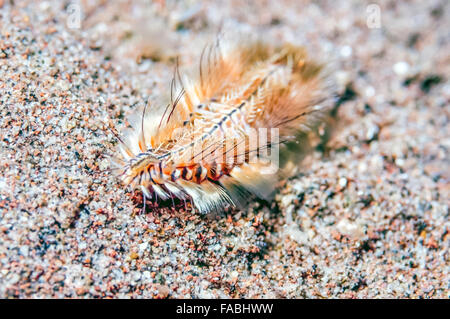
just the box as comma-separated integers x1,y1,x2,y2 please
113,35,329,213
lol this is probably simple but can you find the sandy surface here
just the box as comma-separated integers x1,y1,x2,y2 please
0,0,448,298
